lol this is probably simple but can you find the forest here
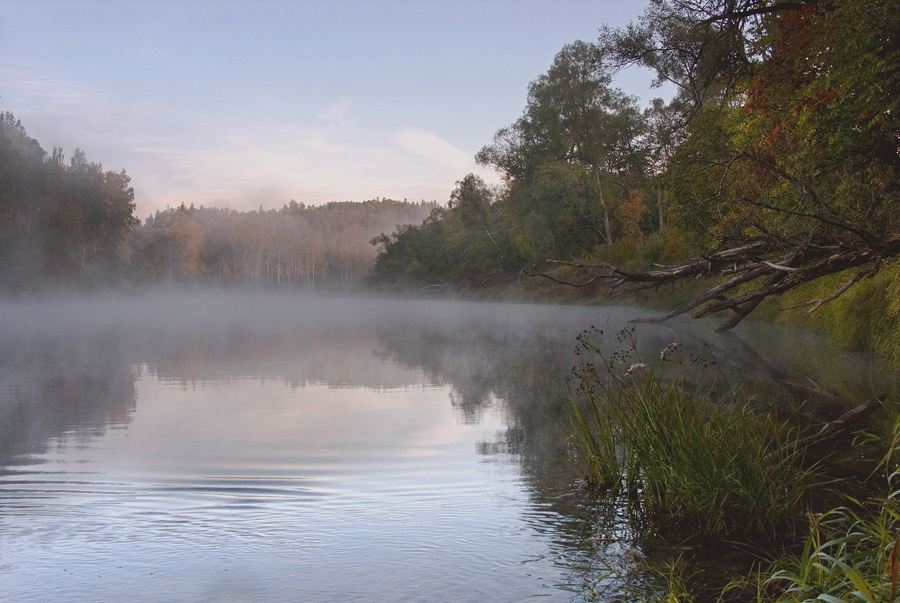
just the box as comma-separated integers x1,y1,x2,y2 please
134,200,435,287
0,112,138,288
0,111,435,291
370,0,900,362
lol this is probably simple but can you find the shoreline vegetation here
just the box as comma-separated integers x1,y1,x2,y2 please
561,327,900,602
366,0,900,366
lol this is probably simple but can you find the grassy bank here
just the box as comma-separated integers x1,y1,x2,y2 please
563,329,817,541
560,329,899,602
403,254,900,371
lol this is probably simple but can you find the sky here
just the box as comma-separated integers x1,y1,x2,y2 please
0,0,667,219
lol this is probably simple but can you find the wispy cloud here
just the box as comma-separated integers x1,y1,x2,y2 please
317,99,354,125
0,62,117,112
392,128,469,169
134,118,481,214
0,62,489,216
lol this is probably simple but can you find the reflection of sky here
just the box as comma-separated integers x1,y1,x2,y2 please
1,359,589,602
2,293,897,601
125,375,471,471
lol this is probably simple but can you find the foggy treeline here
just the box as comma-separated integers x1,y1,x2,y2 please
134,200,436,287
0,111,436,292
0,113,137,290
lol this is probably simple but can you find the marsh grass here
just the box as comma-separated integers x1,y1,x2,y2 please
627,495,900,602
563,328,900,601
726,415,900,603
563,328,816,539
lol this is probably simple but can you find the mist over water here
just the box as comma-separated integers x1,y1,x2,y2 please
0,291,893,602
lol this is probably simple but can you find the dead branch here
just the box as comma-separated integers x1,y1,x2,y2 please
631,261,778,324
526,269,604,288
772,397,884,460
762,260,798,272
692,247,889,322
538,234,900,331
781,262,879,314
546,259,612,270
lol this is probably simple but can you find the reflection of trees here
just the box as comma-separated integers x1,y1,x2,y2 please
0,317,430,472
375,322,577,429
0,333,137,468
372,312,885,457
3,291,895,598
652,322,897,423
140,323,426,390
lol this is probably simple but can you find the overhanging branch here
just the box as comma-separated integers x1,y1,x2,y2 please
536,237,900,331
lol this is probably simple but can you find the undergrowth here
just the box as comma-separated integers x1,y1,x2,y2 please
562,327,900,602
563,327,815,540
733,415,900,603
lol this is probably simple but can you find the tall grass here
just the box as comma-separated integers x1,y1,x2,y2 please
738,416,900,602
563,329,815,539
563,329,900,601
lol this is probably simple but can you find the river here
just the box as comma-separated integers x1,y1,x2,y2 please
0,292,892,602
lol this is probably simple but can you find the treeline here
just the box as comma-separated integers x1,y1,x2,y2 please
0,111,435,291
371,0,900,358
0,112,137,289
372,39,678,287
370,38,682,286
133,200,436,287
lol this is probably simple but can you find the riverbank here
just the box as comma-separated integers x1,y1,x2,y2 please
381,258,900,373
560,321,899,602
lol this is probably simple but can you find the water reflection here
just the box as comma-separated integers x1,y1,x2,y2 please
0,293,895,602
0,331,137,468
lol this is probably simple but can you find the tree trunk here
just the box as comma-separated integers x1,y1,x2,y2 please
657,189,664,231
592,164,613,245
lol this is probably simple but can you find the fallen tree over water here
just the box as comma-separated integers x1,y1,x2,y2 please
544,234,900,331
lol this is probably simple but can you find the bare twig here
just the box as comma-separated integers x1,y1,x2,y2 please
772,398,884,460
782,262,879,314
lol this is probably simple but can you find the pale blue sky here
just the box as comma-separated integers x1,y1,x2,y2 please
0,0,666,218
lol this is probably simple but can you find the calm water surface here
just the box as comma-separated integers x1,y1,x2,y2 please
0,293,891,602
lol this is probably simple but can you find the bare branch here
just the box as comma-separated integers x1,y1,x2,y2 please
546,259,612,270
693,247,889,324
698,2,804,25
520,263,605,288
538,233,899,331
632,261,778,323
782,262,880,313
772,397,884,460
762,260,798,272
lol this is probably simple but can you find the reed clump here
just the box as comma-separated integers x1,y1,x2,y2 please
627,442,900,602
730,417,900,603
563,327,815,539
565,328,900,602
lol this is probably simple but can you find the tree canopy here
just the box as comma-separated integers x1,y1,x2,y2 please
372,0,900,336
372,41,662,288
590,0,900,330
135,199,435,287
